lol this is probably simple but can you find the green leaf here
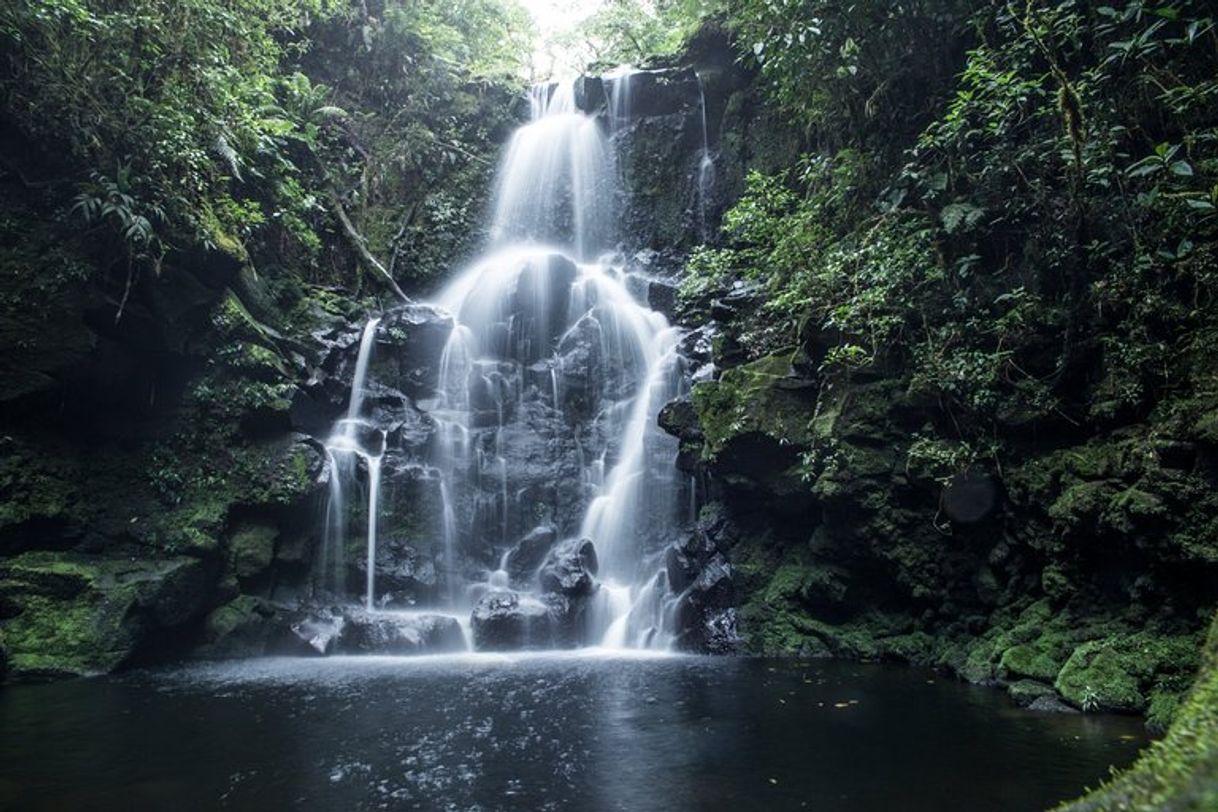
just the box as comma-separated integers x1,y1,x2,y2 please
940,202,984,234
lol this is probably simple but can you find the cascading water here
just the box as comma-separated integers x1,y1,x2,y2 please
321,70,699,652
605,65,636,134
320,317,385,609
695,72,716,242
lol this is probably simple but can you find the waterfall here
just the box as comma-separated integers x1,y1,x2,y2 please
322,70,693,651
696,73,715,242
321,317,385,603
605,65,636,133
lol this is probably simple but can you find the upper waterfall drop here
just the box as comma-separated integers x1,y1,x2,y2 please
488,83,617,262
320,67,708,653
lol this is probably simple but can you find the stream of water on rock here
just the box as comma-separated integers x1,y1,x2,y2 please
321,70,697,651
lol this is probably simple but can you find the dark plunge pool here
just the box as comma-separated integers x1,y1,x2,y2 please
0,653,1148,811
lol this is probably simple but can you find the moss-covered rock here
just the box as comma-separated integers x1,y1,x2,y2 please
1057,612,1218,812
228,523,278,579
1008,679,1058,707
0,552,215,679
692,350,815,458
1055,632,1202,713
195,595,286,659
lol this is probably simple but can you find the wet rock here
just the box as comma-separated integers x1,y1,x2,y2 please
700,607,741,655
658,398,701,442
1027,695,1080,714
555,315,607,419
673,554,737,654
194,598,278,659
368,395,435,451
509,254,578,363
352,532,440,609
538,538,599,597
196,602,347,659
1008,679,1059,708
624,68,701,117
470,591,553,651
542,592,593,648
505,525,558,585
335,611,465,655
572,75,606,112
680,325,715,368
647,278,677,319
665,529,716,593
285,606,346,655
341,304,454,401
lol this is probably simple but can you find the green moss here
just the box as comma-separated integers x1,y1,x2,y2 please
0,552,202,678
1048,481,1120,526
1001,642,1069,682
0,442,76,530
691,350,814,458
1056,632,1202,713
1146,689,1182,733
229,523,278,579
216,340,291,382
1056,613,1218,812
1008,679,1058,707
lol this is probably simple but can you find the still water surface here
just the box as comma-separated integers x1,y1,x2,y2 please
0,653,1148,811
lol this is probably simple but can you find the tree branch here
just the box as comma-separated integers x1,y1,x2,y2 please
328,190,410,303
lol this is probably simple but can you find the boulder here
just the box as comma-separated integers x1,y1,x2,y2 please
470,591,553,651
509,253,578,364
538,538,599,597
1027,695,1080,714
700,607,741,655
542,592,594,648
286,606,347,655
0,552,215,678
505,525,558,585
572,75,607,112
657,398,702,442
1008,679,1059,708
335,611,465,655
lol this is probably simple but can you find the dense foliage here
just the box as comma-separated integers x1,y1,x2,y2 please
693,0,1217,460
0,0,528,302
